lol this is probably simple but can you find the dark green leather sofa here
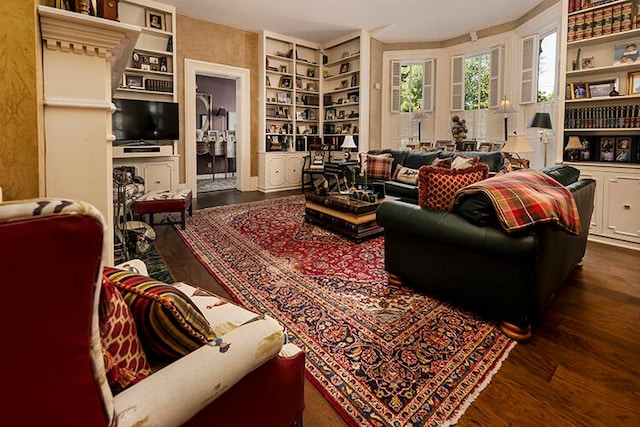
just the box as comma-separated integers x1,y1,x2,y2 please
376,165,596,341
365,149,505,203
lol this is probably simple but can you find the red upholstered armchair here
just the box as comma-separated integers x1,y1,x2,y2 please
0,198,305,427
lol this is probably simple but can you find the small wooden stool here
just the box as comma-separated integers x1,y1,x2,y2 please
134,188,193,229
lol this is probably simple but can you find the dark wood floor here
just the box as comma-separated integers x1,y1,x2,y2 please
154,189,640,426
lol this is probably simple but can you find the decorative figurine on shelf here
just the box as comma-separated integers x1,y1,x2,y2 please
451,115,468,144
609,87,619,97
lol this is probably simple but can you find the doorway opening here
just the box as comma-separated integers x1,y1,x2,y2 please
184,59,251,198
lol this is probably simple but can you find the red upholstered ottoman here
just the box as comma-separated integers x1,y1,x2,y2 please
134,188,193,229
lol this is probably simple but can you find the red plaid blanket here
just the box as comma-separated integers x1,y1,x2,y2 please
454,169,581,235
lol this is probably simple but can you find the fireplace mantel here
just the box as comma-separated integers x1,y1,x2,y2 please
38,6,141,265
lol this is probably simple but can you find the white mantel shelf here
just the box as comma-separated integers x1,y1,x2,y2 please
38,5,141,93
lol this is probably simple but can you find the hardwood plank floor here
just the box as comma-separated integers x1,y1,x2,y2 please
154,189,640,426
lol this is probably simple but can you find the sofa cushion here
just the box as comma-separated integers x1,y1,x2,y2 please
540,164,580,186
418,163,489,211
438,150,504,172
451,155,479,169
103,267,217,360
100,275,152,394
366,153,394,180
432,157,452,168
393,164,420,185
403,150,441,169
385,180,419,201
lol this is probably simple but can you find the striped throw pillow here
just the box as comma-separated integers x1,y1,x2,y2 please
103,267,217,359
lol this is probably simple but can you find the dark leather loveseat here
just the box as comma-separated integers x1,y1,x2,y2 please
376,165,596,341
365,149,505,203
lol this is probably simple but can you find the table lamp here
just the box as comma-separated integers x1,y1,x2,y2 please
340,134,357,161
502,133,534,168
564,136,583,161
528,112,553,167
494,96,517,141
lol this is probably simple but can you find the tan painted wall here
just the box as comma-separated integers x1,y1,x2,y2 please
0,1,40,201
369,38,384,150
176,15,259,180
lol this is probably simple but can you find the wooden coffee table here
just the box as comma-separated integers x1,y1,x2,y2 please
304,192,391,242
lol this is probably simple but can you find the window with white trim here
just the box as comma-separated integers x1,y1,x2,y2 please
537,31,557,102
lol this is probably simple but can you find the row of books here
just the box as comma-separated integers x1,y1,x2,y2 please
145,79,173,93
568,0,617,14
567,1,637,42
565,105,640,128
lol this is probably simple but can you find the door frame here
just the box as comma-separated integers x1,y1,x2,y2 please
184,59,253,196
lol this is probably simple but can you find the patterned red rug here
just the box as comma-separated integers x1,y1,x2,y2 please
176,195,516,426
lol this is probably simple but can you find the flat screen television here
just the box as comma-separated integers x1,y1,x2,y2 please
112,99,179,143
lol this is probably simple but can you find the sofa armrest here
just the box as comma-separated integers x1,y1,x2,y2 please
377,200,537,262
113,318,286,427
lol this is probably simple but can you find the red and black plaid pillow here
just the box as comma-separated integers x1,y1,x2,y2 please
366,153,393,180
418,163,489,212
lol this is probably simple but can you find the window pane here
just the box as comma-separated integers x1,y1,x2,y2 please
464,53,489,110
400,63,423,113
537,31,557,102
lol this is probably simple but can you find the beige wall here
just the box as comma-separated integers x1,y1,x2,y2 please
176,15,259,180
0,1,40,201
368,38,384,150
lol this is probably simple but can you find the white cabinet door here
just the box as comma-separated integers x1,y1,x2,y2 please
143,161,176,192
285,155,304,186
266,156,286,187
603,171,640,243
578,168,603,234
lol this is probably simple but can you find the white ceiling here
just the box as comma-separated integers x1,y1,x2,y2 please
155,0,545,44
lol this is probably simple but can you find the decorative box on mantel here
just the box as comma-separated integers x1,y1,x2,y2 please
38,5,140,265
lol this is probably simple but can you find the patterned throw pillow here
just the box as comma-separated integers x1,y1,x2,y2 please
366,153,394,180
393,164,420,185
103,267,217,359
100,275,152,394
418,163,489,212
431,157,452,168
451,155,479,170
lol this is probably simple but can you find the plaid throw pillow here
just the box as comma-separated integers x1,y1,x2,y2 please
366,153,393,180
418,163,489,211
103,267,217,360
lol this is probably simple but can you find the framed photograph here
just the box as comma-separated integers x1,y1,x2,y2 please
338,110,345,119
444,143,456,152
279,76,292,89
276,92,289,104
419,141,434,151
340,80,349,89
307,69,315,78
478,142,493,152
492,142,505,152
146,10,165,31
599,137,615,161
581,56,594,69
326,108,336,120
124,74,144,89
306,82,318,92
296,112,305,120
461,141,476,151
435,140,450,149
588,78,618,98
307,109,316,120
339,63,350,74
613,41,639,65
628,71,640,95
571,82,590,99
615,137,632,162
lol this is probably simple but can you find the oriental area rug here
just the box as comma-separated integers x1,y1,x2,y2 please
175,195,516,426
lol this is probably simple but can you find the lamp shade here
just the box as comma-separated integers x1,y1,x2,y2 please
565,136,583,150
340,135,357,149
413,108,429,121
528,112,552,130
502,134,534,154
494,96,517,114
216,106,227,116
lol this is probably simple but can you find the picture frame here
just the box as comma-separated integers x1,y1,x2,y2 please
571,82,590,99
599,137,615,161
461,141,477,151
419,141,434,151
325,108,336,120
492,142,505,152
124,74,144,89
588,78,618,98
478,142,493,152
627,71,640,95
306,82,318,92
435,140,450,149
276,92,289,104
338,110,345,119
340,80,349,89
279,76,292,89
613,40,639,65
339,63,350,74
307,69,315,78
146,10,165,31
615,137,632,162
581,56,594,69
444,143,456,152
